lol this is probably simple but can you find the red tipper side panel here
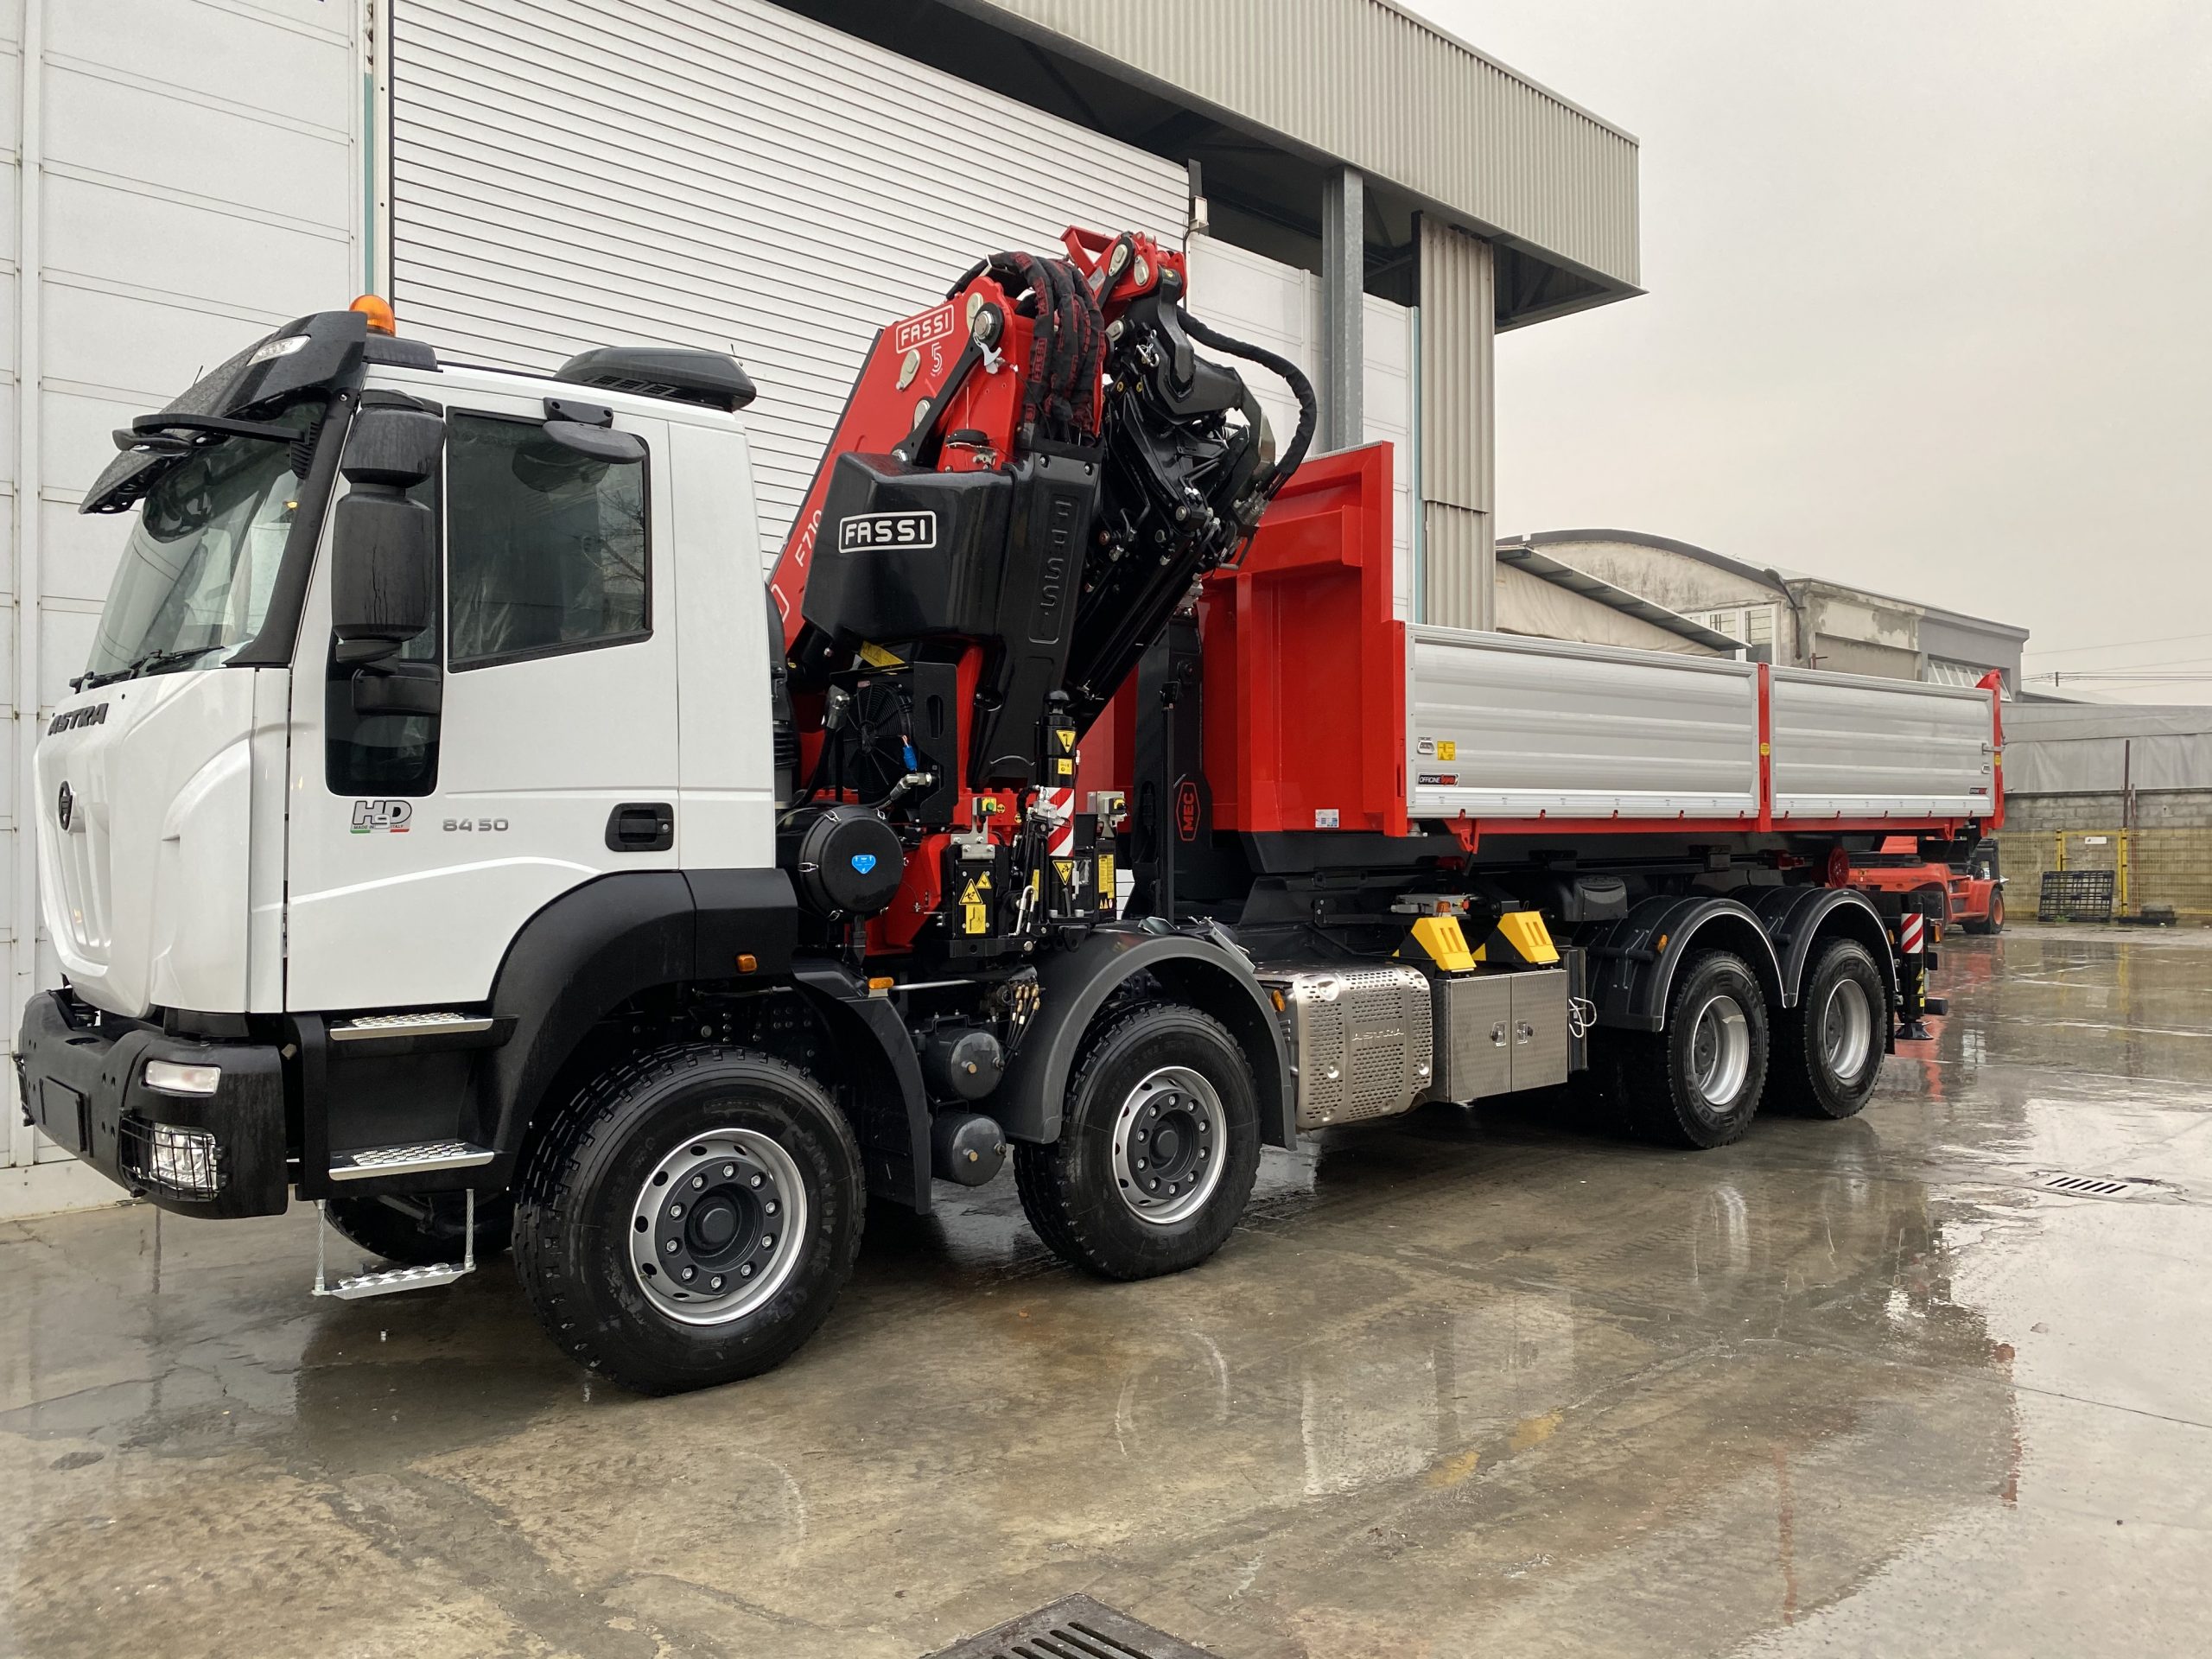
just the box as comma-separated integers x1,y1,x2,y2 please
1198,444,1406,836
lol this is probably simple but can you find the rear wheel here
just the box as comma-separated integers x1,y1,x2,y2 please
1014,1002,1262,1280
326,1191,513,1266
1769,938,1886,1119
513,1046,863,1395
1617,950,1770,1148
1965,891,2005,936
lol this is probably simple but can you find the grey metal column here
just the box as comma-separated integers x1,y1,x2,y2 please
1319,166,1364,452
1417,217,1497,630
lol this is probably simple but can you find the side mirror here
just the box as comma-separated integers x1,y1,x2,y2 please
331,405,442,664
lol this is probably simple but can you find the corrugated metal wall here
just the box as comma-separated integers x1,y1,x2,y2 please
391,0,1188,557
955,0,1639,289
1418,218,1494,629
6,0,361,1205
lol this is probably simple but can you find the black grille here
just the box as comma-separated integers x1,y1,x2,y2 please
924,1596,1215,1659
2037,868,2115,922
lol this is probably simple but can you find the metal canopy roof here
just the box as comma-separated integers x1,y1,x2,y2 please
1497,542,1744,654
775,0,1640,326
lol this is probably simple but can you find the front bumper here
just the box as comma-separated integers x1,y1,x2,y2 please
16,990,289,1217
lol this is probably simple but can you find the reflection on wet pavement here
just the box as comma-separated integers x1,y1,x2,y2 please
5,926,2210,1657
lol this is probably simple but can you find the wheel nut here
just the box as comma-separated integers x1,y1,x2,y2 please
669,1203,683,1217
722,1163,736,1177
692,1174,705,1189
664,1239,679,1254
680,1267,696,1282
741,1263,755,1278
765,1201,778,1216
750,1174,764,1187
761,1234,775,1249
709,1275,724,1291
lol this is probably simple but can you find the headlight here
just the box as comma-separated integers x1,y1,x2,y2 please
144,1058,222,1096
120,1119,224,1200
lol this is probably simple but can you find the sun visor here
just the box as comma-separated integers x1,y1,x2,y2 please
81,311,370,515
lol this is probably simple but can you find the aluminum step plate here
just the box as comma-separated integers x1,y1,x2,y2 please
315,1262,473,1300
327,1140,494,1180
329,1012,495,1041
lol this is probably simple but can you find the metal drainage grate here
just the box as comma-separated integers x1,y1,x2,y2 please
924,1595,1217,1659
2035,1171,2150,1199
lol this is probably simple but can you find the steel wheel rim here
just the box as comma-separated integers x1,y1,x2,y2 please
1821,976,1874,1080
1111,1065,1226,1226
1688,994,1751,1108
630,1127,808,1326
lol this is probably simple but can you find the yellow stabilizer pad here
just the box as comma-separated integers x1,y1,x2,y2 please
1493,909,1560,965
1405,914,1478,974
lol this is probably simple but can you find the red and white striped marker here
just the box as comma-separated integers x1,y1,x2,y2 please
1040,787,1077,856
1900,912,1925,955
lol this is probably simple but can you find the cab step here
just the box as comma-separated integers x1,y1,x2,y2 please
329,1010,493,1039
313,1191,478,1300
327,1139,494,1180
315,1261,473,1300
326,1011,506,1056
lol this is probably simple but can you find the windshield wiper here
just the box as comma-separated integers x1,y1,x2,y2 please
78,643,226,691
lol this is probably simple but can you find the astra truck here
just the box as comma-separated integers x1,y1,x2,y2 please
16,230,1999,1392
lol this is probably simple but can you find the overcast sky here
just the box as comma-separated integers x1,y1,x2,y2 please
1408,1,2212,701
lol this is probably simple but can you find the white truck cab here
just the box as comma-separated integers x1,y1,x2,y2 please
19,310,825,1332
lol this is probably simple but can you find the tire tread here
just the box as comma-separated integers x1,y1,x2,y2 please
512,1043,862,1393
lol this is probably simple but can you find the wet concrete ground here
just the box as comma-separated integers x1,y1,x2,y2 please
5,925,2210,1658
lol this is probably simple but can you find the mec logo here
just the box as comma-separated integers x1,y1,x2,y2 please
351,799,414,835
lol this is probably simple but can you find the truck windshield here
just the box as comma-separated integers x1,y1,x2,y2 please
83,399,326,684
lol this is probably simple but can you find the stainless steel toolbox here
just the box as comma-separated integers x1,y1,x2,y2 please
1427,967,1568,1103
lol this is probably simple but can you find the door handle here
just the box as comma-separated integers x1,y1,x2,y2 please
606,802,673,852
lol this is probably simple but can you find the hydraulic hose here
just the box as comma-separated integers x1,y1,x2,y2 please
1176,307,1318,505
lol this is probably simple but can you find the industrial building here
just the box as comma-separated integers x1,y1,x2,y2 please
1497,529,2030,689
1,1,1638,1205
2003,703,2212,921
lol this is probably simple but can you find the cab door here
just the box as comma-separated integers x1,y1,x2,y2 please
286,391,678,1012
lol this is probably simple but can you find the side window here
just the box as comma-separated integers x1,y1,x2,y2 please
447,413,649,667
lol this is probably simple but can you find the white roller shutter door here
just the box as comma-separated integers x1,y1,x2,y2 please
391,0,1188,556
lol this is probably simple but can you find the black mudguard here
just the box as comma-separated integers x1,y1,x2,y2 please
989,922,1294,1148
1584,894,1786,1033
480,868,799,1177
1742,885,1900,1012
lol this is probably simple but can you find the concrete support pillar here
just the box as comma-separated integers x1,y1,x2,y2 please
1416,216,1496,630
1319,166,1364,452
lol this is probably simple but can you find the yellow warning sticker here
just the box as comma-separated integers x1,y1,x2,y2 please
958,869,994,934
1437,741,1457,760
1056,728,1076,751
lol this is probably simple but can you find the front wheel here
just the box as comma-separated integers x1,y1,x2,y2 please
1014,1002,1262,1281
513,1046,863,1395
1616,950,1770,1148
1768,938,1886,1119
